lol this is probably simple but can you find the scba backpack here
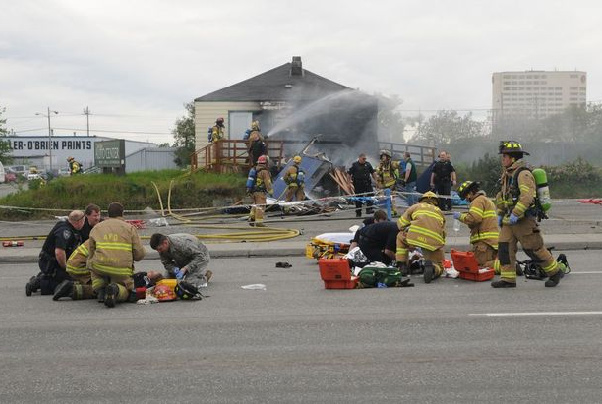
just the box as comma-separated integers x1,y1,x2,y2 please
357,266,411,288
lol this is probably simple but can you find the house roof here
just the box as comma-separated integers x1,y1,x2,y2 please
195,62,350,102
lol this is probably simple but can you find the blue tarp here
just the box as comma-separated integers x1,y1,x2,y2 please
272,156,333,200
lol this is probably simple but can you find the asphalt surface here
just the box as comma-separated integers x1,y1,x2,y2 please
2,251,602,403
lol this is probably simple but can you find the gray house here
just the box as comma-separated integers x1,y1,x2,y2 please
194,57,379,165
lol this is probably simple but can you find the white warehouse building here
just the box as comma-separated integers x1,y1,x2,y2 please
5,135,177,174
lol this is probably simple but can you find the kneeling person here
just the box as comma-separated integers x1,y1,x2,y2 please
350,215,398,266
395,191,446,283
88,202,146,308
150,233,212,290
454,181,499,269
53,240,97,301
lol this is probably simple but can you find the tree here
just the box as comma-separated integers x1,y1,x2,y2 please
0,107,13,164
376,94,407,143
171,102,196,167
410,110,485,145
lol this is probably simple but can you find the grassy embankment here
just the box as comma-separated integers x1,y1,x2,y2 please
0,169,246,220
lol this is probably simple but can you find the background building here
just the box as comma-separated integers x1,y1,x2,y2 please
5,135,176,173
194,56,379,166
492,70,587,123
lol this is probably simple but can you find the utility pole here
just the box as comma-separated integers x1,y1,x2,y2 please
35,107,58,172
84,106,90,137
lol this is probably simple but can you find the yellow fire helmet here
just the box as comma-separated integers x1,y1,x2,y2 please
457,181,479,200
419,191,439,205
293,155,302,164
498,141,530,155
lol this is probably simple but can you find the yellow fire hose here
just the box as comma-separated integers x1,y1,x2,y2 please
0,179,301,243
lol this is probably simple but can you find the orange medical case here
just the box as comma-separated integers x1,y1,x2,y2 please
318,259,359,289
450,249,495,282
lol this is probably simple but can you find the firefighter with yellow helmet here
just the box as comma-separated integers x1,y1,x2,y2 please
375,149,400,215
395,191,446,283
283,155,306,204
492,141,567,288
454,181,499,269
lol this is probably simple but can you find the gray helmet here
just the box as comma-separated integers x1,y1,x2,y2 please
379,149,392,158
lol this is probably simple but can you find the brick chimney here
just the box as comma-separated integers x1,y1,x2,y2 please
290,56,303,76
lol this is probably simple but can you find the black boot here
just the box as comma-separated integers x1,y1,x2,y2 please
25,275,40,297
97,287,106,303
545,271,563,288
104,283,120,308
491,280,516,288
53,280,74,301
423,260,434,284
396,262,409,277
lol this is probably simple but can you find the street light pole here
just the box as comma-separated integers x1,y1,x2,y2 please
36,107,58,172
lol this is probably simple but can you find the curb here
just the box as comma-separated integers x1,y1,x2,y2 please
3,240,601,264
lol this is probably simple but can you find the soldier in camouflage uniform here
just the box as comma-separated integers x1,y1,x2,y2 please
149,233,212,288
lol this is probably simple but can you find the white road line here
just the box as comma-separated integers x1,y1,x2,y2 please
470,312,602,317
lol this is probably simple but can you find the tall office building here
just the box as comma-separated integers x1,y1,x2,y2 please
492,70,586,122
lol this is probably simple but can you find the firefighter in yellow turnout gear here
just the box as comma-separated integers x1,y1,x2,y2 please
211,117,225,143
454,181,499,269
376,150,400,215
492,141,565,288
283,155,306,204
247,155,273,227
53,240,97,301
395,191,446,283
88,202,146,307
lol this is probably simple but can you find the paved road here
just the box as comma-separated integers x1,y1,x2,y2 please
2,250,601,403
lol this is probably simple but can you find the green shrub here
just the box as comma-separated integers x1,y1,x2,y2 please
0,169,246,220
455,153,501,196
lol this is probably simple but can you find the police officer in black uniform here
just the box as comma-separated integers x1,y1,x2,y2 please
25,210,85,296
430,150,457,211
350,220,399,265
348,153,378,218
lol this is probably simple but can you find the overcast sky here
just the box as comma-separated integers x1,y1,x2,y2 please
1,0,601,144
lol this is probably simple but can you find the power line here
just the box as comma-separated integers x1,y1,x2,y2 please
54,127,172,135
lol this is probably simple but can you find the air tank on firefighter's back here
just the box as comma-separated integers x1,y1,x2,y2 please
532,168,551,212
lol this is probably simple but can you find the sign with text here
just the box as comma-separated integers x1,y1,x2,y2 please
94,139,125,168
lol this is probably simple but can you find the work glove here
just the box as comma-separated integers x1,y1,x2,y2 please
498,215,503,227
509,213,519,225
172,267,182,279
453,212,461,220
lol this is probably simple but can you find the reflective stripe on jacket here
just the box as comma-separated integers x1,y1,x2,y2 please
459,192,499,248
397,201,446,251
255,164,273,194
66,240,90,277
496,159,536,219
88,217,146,277
377,162,399,188
284,164,304,187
